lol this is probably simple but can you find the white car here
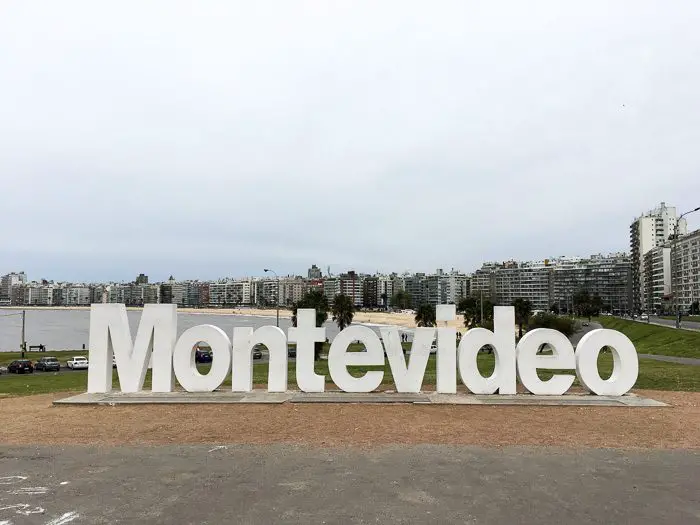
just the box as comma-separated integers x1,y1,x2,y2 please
66,356,88,370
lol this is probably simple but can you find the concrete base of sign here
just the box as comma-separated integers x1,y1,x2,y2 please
53,391,668,407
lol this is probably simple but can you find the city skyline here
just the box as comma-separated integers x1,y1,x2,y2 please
2,1,700,281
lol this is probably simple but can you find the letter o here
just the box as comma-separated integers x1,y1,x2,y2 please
575,329,638,396
173,325,231,392
516,328,575,395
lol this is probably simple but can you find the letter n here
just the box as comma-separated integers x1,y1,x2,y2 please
87,304,177,393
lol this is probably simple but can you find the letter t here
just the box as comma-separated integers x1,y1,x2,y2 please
288,309,326,392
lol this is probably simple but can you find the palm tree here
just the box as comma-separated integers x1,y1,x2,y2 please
414,304,436,327
291,289,329,360
291,289,329,328
457,296,494,328
390,290,412,310
513,298,532,339
332,294,355,331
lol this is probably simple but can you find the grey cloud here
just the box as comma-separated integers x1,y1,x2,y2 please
1,0,699,281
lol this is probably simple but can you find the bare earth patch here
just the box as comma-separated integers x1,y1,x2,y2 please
1,390,697,449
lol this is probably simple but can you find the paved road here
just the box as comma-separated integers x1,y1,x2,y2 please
0,445,698,525
647,316,700,332
638,354,700,366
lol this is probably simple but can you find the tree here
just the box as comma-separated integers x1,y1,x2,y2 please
590,294,603,319
291,289,329,360
690,301,699,315
390,290,412,310
414,304,436,327
550,303,560,315
529,312,576,337
332,294,355,331
457,296,494,329
573,290,591,318
513,298,532,339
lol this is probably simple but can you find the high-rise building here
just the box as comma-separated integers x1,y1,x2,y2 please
1,271,27,304
643,247,672,314
279,278,306,306
670,228,700,314
362,277,379,309
630,202,687,313
307,265,322,279
62,284,91,306
403,273,426,309
470,264,497,300
339,271,363,306
492,261,552,311
322,277,340,303
135,273,149,285
551,254,631,315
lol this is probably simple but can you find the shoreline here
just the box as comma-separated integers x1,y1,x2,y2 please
0,305,468,330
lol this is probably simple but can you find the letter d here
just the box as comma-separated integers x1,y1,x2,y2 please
457,306,516,395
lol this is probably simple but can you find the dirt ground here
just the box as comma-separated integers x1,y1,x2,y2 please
1,390,698,449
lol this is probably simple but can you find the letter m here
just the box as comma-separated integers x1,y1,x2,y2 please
87,304,177,393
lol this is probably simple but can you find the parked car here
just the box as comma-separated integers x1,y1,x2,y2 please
640,313,649,321
8,360,34,374
113,355,117,368
66,356,89,370
0,365,7,374
35,356,61,372
582,321,590,327
288,346,297,358
253,347,263,360
195,349,212,364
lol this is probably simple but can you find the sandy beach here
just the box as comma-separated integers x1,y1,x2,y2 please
1,306,466,330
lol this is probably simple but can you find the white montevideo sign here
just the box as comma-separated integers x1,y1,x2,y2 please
86,304,639,397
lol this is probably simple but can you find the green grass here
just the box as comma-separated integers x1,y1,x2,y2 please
1,352,697,395
597,317,700,358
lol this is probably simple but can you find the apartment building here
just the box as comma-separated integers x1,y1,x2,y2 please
307,265,322,279
1,272,27,304
279,278,306,306
491,261,552,311
643,247,671,314
209,280,252,307
62,285,91,306
470,255,630,313
551,254,631,314
470,264,497,300
670,228,700,313
254,279,278,307
630,202,687,313
19,282,60,306
322,278,340,303
339,271,363,306
403,273,426,309
378,276,396,308
362,277,379,308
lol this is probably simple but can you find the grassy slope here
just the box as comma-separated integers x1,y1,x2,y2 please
597,317,700,358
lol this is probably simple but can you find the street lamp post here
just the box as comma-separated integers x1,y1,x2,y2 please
264,268,280,327
671,206,700,328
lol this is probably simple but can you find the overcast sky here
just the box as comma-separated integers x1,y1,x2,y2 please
1,1,699,283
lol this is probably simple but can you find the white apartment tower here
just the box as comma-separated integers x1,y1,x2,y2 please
630,202,687,313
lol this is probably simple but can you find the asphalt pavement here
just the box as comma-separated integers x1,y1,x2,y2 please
647,316,700,332
0,445,698,525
